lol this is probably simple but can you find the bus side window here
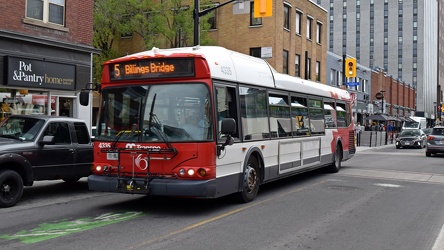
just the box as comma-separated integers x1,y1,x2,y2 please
216,86,239,140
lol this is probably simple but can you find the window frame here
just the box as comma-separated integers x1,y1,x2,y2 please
26,0,66,26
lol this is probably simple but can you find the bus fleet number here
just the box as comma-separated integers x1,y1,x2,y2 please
221,66,232,75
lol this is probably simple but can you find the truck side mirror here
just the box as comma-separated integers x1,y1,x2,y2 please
79,91,89,106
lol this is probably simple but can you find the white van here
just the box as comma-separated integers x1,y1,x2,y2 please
402,116,427,130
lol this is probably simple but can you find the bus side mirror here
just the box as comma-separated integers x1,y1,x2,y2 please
221,118,236,135
217,118,236,156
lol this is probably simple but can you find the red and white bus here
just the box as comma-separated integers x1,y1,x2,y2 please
81,46,356,202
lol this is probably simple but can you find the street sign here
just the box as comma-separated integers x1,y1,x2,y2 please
233,0,250,15
261,47,272,58
346,82,359,87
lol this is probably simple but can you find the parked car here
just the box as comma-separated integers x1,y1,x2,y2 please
426,126,444,157
0,115,93,207
422,127,433,136
395,128,427,149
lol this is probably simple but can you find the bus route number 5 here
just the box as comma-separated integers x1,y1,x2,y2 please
114,64,121,78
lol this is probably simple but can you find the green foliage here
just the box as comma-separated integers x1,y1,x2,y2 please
93,0,217,83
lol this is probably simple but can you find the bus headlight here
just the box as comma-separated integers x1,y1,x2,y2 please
187,169,195,176
95,165,102,172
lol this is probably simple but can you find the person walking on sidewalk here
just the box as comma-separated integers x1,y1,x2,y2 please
354,122,362,146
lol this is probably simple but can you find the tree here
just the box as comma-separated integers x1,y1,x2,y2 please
93,0,216,82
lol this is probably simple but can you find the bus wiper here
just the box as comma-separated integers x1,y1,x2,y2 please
147,93,157,134
111,123,139,149
144,93,175,152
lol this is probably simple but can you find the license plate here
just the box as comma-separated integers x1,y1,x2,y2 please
107,152,118,160
405,142,410,145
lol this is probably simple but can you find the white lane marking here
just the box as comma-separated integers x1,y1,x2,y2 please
374,183,402,188
432,223,444,250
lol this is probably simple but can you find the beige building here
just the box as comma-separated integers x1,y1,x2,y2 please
207,0,328,83
113,1,328,83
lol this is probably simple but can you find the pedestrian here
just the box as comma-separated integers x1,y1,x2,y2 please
354,122,362,146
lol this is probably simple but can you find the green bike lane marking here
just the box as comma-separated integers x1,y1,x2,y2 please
0,211,143,244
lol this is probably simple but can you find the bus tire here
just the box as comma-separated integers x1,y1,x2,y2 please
0,170,24,208
235,157,261,203
326,144,342,173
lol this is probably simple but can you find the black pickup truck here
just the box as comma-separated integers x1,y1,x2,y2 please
0,115,93,207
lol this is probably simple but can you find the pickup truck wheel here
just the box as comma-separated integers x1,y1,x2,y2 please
62,178,81,183
0,170,24,208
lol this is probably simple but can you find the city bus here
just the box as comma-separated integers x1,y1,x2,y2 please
80,46,356,203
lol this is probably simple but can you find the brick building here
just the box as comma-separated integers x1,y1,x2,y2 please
0,0,98,128
370,69,416,120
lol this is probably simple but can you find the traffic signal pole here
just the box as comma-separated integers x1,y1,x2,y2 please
194,0,236,46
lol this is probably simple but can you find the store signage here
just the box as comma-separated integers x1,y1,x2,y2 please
375,92,383,99
6,56,76,90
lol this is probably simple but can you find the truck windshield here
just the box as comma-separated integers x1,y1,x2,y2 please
96,83,213,142
0,117,45,141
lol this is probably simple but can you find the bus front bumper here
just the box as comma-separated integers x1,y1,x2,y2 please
88,174,217,198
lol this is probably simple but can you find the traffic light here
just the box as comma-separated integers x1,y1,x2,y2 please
254,0,272,18
441,104,444,113
345,58,356,78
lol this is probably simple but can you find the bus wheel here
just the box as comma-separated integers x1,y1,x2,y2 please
235,157,261,203
326,144,342,173
0,170,24,208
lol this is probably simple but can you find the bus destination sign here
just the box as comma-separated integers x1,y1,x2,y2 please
109,58,195,81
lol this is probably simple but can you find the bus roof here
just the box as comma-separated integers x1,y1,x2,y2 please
105,46,351,101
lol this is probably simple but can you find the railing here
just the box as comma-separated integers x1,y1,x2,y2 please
356,131,398,147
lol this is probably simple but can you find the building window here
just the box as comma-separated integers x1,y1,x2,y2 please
26,0,65,26
306,57,311,79
250,2,262,26
284,4,290,30
250,47,261,58
306,17,313,40
283,50,289,74
295,54,300,77
315,61,320,81
330,69,336,86
207,9,217,29
316,22,322,43
295,11,302,35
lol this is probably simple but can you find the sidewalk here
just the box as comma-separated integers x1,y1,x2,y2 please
356,143,394,152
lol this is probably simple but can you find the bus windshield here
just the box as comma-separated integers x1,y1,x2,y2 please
96,83,213,142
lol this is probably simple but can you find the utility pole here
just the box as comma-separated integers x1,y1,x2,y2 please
193,0,236,46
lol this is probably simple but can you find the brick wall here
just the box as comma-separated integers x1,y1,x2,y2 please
0,0,93,45
371,69,416,116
